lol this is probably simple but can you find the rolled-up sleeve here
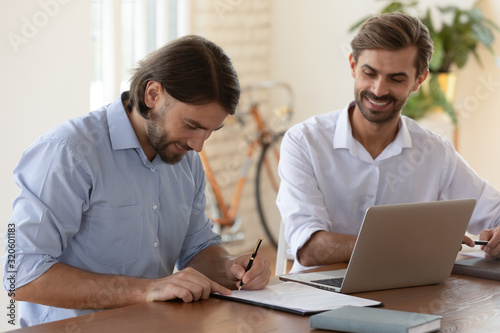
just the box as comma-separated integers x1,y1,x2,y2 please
3,138,90,290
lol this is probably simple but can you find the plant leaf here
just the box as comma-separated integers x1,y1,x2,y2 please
429,35,444,72
471,24,494,47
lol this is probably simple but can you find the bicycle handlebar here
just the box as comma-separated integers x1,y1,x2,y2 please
235,80,294,125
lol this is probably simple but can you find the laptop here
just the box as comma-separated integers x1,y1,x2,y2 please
279,199,476,294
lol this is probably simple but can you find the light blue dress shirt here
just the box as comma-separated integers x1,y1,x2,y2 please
3,93,221,326
277,102,500,272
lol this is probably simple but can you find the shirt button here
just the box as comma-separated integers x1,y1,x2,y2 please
152,204,158,210
151,167,156,172
153,241,158,248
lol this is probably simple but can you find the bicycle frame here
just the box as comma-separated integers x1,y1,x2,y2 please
200,103,273,227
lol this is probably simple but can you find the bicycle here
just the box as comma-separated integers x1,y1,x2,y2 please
200,81,293,248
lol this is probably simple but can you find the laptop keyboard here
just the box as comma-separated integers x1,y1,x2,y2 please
311,277,344,288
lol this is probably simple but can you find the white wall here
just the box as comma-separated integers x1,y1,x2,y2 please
271,0,376,123
0,0,90,330
271,0,500,190
458,0,500,189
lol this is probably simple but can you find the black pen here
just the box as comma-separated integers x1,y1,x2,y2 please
475,240,488,246
238,237,263,290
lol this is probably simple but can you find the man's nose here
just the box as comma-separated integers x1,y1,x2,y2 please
372,78,389,97
187,131,211,152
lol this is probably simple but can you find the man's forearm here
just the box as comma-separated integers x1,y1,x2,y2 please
297,231,356,267
186,245,236,289
13,263,149,309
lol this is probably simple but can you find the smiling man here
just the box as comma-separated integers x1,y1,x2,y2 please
277,13,500,273
3,35,271,327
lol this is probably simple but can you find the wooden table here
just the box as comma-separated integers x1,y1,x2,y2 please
7,261,500,333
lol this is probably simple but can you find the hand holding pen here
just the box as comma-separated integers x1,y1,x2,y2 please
238,237,263,290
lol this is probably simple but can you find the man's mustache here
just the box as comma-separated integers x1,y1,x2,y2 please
361,91,396,102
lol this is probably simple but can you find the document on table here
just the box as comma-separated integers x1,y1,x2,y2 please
211,281,381,315
460,250,486,258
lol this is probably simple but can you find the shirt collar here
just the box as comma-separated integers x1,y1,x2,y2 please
333,101,413,158
107,91,142,151
333,101,355,150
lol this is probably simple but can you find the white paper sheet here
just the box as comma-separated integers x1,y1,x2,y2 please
213,281,381,315
460,250,486,258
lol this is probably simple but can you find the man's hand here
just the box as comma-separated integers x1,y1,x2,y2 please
479,226,500,258
186,245,271,290
228,251,271,290
461,234,475,250
145,267,231,303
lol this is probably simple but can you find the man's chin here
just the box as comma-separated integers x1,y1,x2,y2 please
159,152,185,165
359,103,400,124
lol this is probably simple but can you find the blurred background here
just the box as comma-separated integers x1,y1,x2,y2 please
1,0,500,329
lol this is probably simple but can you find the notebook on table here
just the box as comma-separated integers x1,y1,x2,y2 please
452,256,500,280
280,199,476,294
310,305,442,333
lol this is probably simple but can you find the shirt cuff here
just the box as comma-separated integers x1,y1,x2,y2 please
3,253,57,291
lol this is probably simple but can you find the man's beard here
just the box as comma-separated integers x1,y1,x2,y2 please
146,116,192,165
354,89,410,124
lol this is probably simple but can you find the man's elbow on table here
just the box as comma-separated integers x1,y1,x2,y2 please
296,247,317,268
296,231,356,267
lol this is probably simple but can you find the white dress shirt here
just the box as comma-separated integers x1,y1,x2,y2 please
277,102,500,272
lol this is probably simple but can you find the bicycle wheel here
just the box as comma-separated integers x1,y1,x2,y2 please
255,132,285,248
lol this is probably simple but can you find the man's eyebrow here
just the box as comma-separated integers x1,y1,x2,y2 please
186,119,225,131
361,64,409,78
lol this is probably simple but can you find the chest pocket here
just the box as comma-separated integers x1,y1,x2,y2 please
84,204,143,266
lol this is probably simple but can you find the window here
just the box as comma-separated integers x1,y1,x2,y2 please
90,0,185,110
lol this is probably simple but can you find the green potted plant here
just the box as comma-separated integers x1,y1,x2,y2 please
350,0,499,125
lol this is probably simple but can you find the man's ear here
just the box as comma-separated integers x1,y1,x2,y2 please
349,53,357,79
144,81,163,108
412,70,429,92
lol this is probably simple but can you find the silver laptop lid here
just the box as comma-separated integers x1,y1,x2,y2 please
340,199,476,293
279,199,476,294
